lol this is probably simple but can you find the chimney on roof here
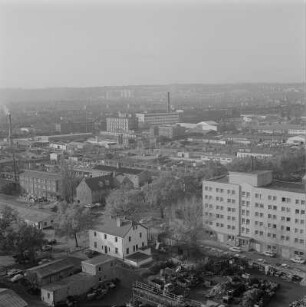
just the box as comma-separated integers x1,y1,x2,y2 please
116,217,122,227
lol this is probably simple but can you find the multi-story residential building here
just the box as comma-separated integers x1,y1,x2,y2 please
106,116,138,133
203,171,306,259
136,112,180,127
89,216,152,266
19,170,61,199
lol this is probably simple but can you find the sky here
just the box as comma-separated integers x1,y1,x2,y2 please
0,0,305,88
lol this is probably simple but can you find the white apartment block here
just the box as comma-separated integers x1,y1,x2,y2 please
136,112,180,127
89,216,150,260
203,171,306,259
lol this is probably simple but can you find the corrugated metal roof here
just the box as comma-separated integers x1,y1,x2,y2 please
26,258,76,279
0,288,28,307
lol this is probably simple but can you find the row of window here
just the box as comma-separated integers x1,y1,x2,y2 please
93,232,143,241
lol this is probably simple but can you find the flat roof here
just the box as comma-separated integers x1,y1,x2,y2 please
82,254,113,265
0,203,55,223
125,252,152,262
205,176,306,193
42,272,94,292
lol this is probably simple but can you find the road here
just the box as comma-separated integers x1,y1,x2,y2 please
199,239,306,273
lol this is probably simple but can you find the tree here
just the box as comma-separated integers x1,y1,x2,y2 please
143,173,185,219
7,223,45,262
104,188,145,220
60,161,80,203
55,202,93,247
0,206,45,262
168,197,204,247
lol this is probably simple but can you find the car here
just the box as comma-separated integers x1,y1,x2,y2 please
229,246,242,253
257,258,266,263
42,245,52,251
10,273,24,283
47,239,57,245
281,263,289,268
263,251,275,257
7,269,23,277
290,257,305,264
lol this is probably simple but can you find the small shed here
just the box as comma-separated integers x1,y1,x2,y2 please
81,254,116,280
41,272,98,306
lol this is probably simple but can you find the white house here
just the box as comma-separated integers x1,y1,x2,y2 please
89,216,152,267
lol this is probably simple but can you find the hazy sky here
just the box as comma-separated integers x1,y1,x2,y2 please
0,0,305,88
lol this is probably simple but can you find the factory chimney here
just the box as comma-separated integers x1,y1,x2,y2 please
8,113,12,146
167,92,171,113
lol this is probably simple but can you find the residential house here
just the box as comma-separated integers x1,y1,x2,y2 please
89,216,152,267
76,175,113,205
93,164,150,188
0,203,56,229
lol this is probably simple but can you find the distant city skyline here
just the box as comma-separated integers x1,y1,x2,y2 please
0,0,305,89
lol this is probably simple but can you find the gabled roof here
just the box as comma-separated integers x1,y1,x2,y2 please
0,289,28,307
94,165,144,175
26,257,80,279
82,175,113,191
19,170,61,180
93,216,145,238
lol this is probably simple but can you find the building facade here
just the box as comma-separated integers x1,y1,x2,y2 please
89,216,149,260
106,116,138,133
19,170,61,199
203,171,306,259
136,112,180,127
76,175,113,205
158,125,185,139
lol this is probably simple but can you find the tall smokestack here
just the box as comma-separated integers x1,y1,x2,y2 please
8,113,12,146
167,92,171,113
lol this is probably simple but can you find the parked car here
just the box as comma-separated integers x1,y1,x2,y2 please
47,239,57,245
10,273,24,283
229,246,242,253
263,251,275,257
42,245,52,252
290,257,305,264
7,269,23,277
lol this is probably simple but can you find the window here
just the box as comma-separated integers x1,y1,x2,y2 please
94,242,97,248
115,237,118,242
142,242,145,247
115,248,118,254
104,234,107,239
296,209,300,214
140,233,142,238
129,236,131,242
48,293,50,299
94,232,97,237
282,197,286,202
286,217,291,222
126,248,129,254
286,227,291,231
98,267,101,271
